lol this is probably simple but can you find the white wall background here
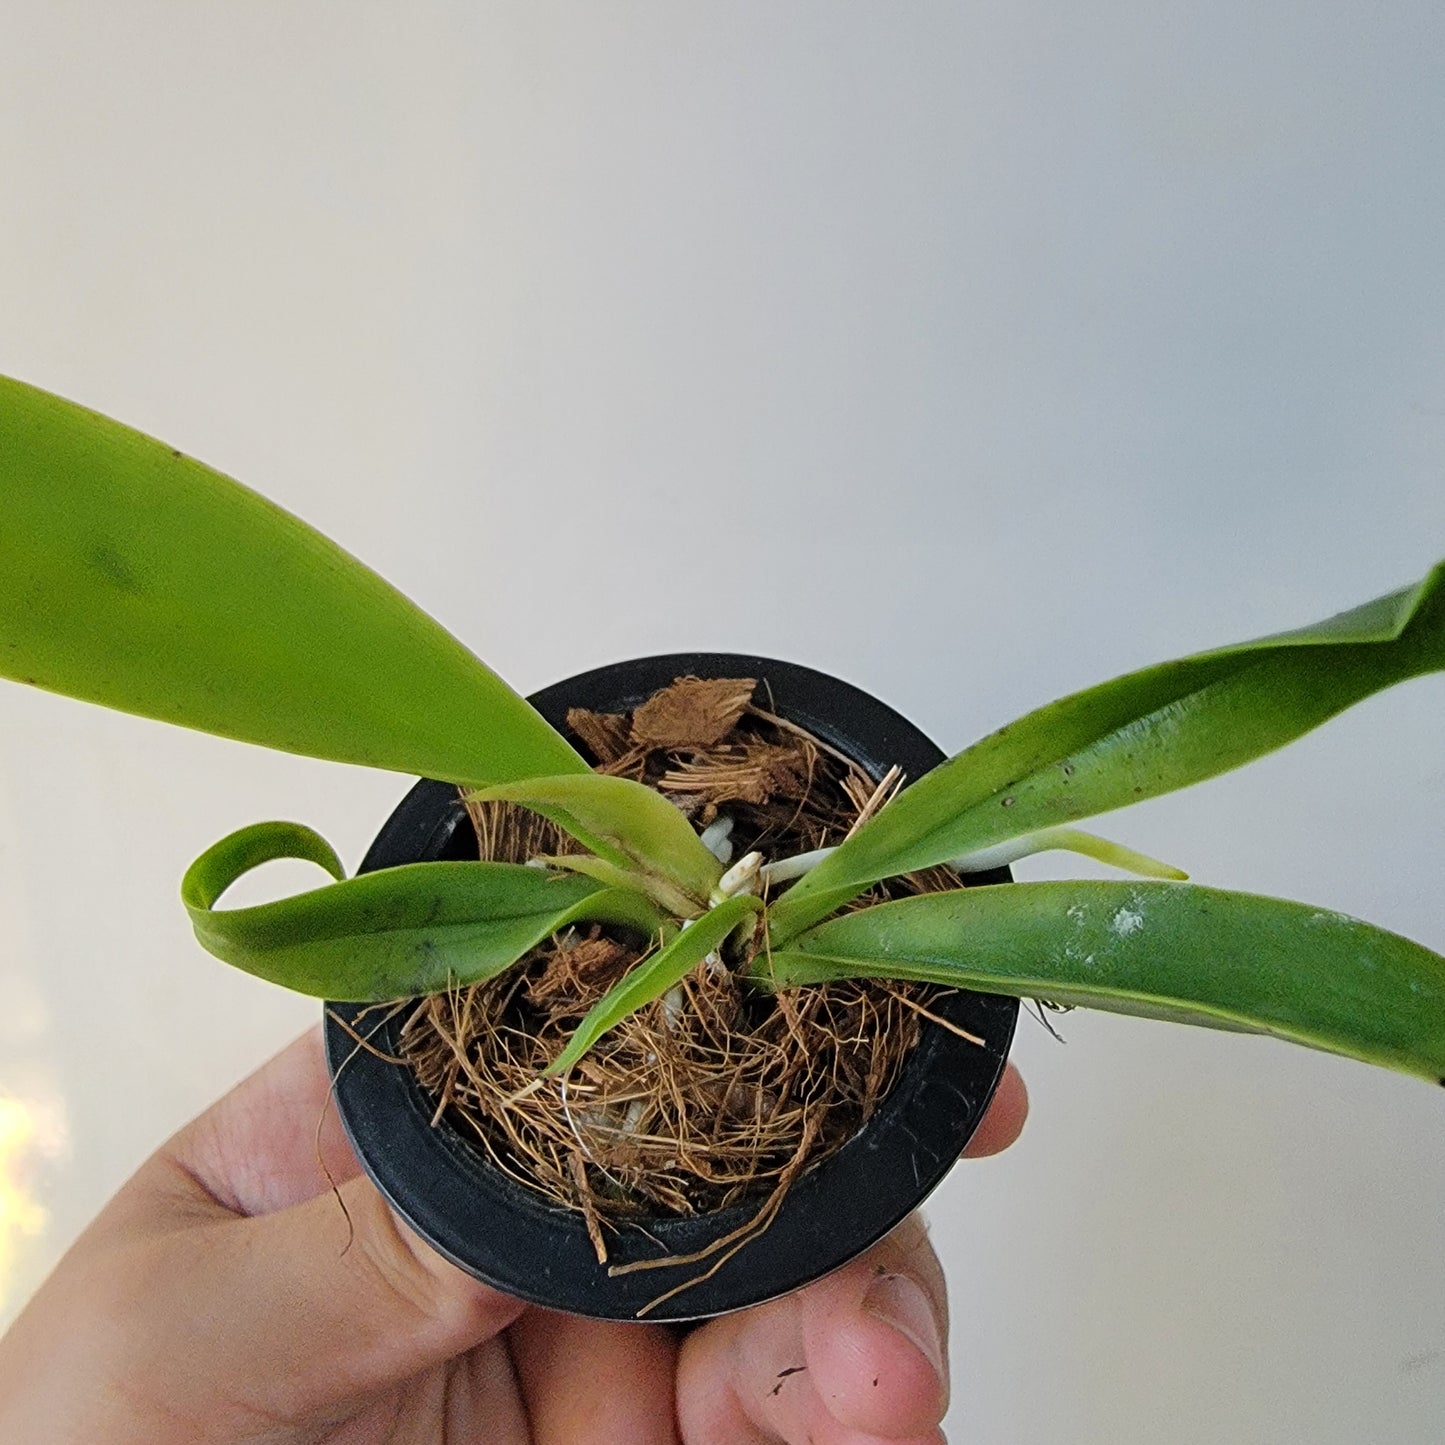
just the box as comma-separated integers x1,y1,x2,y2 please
2,4,1443,1440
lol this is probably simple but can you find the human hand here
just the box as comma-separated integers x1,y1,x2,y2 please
0,1028,1026,1444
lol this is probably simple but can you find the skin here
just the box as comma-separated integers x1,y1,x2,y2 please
0,1029,1027,1444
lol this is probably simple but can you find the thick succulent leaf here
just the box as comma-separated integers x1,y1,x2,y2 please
771,560,1445,940
545,894,762,1077
182,821,663,1000
763,881,1445,1082
0,377,586,785
470,773,724,913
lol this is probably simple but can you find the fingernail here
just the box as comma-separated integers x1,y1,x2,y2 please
862,1272,945,1381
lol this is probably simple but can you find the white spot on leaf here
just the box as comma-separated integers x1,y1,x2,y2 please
1111,907,1145,937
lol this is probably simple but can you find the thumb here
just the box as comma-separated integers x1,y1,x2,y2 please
2,1155,523,1442
118,1027,526,1421
43,1022,527,1434
76,1135,525,1434
158,1174,524,1422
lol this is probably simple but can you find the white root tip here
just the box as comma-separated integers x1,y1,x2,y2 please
711,850,763,903
699,815,736,865
950,826,1188,881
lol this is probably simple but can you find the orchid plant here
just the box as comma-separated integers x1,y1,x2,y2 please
4,374,1444,1086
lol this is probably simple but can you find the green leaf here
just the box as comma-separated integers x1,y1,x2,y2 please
545,894,762,1077
0,376,586,786
770,560,1445,941
182,820,663,1000
469,773,724,914
763,881,1445,1082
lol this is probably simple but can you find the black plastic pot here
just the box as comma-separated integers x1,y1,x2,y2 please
325,653,1018,1322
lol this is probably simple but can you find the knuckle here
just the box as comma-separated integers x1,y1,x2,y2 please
353,1194,498,1339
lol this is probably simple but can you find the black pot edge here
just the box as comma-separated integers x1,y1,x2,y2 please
326,653,1018,1322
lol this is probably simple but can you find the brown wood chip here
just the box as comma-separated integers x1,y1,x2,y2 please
566,708,633,763
659,741,809,806
629,677,757,749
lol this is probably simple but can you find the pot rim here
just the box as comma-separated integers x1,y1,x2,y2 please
325,652,1018,1322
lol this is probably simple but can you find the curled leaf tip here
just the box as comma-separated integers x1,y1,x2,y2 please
181,820,345,912
182,820,665,1001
